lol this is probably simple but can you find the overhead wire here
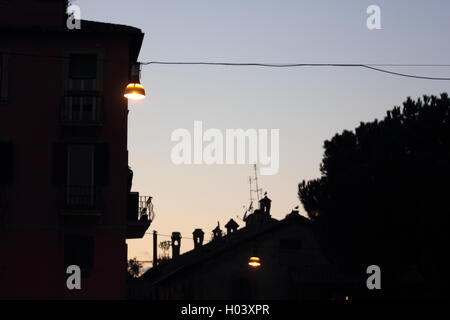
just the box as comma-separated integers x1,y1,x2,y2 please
3,51,450,80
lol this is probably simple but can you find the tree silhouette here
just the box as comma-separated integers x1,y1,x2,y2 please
128,257,143,278
299,93,450,297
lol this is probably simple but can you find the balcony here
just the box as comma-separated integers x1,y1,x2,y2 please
127,193,154,239
59,185,103,221
60,95,102,126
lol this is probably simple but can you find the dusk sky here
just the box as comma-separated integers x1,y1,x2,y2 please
75,0,450,266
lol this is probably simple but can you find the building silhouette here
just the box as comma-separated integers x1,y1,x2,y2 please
129,195,359,300
0,0,151,299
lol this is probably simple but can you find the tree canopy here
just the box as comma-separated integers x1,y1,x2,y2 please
128,257,143,278
299,93,450,297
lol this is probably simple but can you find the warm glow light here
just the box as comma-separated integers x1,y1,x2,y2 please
124,83,146,100
248,256,261,268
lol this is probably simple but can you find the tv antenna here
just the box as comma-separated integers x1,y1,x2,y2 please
242,164,263,221
251,164,262,201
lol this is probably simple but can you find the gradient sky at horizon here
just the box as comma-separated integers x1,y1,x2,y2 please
75,0,450,268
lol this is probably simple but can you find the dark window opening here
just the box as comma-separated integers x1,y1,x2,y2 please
53,142,109,187
68,54,98,92
0,53,3,95
0,52,7,101
61,95,101,123
69,54,97,80
64,235,94,276
53,143,109,210
0,141,13,184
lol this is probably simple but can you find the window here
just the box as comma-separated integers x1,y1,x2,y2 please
61,95,101,123
69,54,97,80
68,54,98,92
0,141,13,184
0,53,8,101
64,235,94,275
53,143,109,186
0,53,3,93
67,144,95,206
53,143,109,209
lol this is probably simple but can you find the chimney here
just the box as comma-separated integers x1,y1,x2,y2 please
153,231,158,267
192,229,204,249
171,232,181,258
212,222,223,241
225,219,239,235
259,192,272,216
246,193,273,228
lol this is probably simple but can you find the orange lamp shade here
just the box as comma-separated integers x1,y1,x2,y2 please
248,256,261,268
124,82,146,100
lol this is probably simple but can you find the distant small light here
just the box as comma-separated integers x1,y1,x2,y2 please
248,256,261,268
345,296,349,301
124,82,146,100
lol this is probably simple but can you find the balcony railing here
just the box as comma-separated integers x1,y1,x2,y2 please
59,185,102,212
60,95,102,124
127,193,154,238
68,79,98,92
138,195,155,222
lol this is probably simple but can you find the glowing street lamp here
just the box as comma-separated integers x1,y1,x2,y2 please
124,83,146,100
124,63,146,100
248,256,261,268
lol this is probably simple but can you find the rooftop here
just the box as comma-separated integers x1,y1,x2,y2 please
0,20,144,62
139,211,312,285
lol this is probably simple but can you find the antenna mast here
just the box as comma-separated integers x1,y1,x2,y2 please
243,164,263,220
252,164,262,201
248,176,253,203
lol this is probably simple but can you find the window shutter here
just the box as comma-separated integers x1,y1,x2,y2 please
0,141,13,184
0,53,7,101
52,143,68,185
94,143,110,186
0,53,4,99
